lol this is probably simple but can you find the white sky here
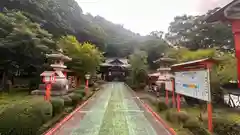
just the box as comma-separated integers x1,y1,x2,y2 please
76,0,233,35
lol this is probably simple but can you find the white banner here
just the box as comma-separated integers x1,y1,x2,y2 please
165,80,173,91
174,70,211,101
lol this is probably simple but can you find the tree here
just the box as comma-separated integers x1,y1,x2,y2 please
0,10,55,91
166,8,233,51
58,35,104,76
149,31,164,39
129,50,148,87
140,35,169,69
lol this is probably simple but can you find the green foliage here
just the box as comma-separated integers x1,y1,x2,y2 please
0,99,52,135
157,101,169,112
58,35,104,75
140,37,169,69
50,98,64,116
212,117,240,135
166,110,190,124
183,119,211,135
74,89,86,97
69,93,83,106
166,48,216,62
129,50,148,87
166,9,233,51
0,10,56,90
61,96,73,106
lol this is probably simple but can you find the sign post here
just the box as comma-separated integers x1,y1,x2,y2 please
164,79,174,107
171,58,218,133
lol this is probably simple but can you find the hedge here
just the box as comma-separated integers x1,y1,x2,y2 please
74,89,86,97
50,98,64,116
0,99,52,135
213,117,240,135
166,110,189,124
157,101,168,112
61,95,73,106
183,118,211,135
69,93,84,106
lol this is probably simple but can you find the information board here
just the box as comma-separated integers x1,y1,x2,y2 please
174,70,211,101
165,80,173,91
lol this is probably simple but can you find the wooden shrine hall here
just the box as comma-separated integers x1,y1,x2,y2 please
100,58,131,81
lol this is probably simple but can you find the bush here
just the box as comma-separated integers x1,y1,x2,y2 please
213,117,240,135
50,98,64,116
183,118,210,135
0,99,52,135
157,102,168,112
61,96,73,106
69,93,83,106
166,110,190,124
74,89,86,97
92,83,100,91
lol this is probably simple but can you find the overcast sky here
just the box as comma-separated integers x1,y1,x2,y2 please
76,0,233,35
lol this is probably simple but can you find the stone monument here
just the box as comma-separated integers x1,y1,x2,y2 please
31,49,72,96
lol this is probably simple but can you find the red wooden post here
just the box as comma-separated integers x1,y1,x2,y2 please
171,79,175,107
166,90,168,104
208,102,213,133
232,20,240,88
85,79,89,96
177,94,181,112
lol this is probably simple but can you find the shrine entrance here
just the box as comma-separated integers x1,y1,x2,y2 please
100,58,130,82
108,66,126,81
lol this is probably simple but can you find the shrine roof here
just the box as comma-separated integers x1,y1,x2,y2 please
171,58,220,69
105,58,129,64
206,0,238,23
100,57,130,67
154,57,176,63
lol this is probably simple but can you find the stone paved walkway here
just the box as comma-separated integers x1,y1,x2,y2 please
51,82,171,135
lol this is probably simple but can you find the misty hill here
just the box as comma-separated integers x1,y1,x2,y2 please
1,0,145,54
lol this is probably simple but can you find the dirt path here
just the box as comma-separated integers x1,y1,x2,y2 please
51,82,171,135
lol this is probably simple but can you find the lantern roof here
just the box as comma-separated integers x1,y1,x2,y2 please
40,71,55,76
154,57,176,64
46,53,72,61
157,68,171,71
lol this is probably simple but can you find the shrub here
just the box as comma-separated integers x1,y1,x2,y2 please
166,110,179,123
183,119,211,135
92,83,100,91
74,89,85,97
213,117,240,135
69,93,83,106
0,99,52,135
166,110,190,124
50,98,64,116
157,102,168,112
61,96,73,106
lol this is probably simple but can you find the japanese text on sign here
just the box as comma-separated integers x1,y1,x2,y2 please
174,70,211,101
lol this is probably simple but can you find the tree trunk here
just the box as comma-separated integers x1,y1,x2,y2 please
2,69,9,92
